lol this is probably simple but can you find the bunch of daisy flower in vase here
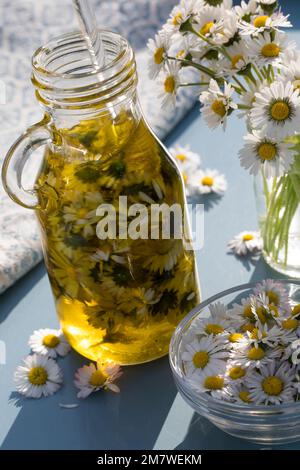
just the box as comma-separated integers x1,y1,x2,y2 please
148,0,300,277
180,279,300,405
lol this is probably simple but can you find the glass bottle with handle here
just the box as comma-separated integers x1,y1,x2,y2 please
2,30,200,365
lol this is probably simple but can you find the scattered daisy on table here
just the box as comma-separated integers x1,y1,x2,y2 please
28,328,71,358
14,354,63,399
227,231,263,256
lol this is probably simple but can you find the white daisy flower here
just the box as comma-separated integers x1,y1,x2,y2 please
169,144,201,172
239,130,293,178
227,382,253,404
194,5,223,39
228,296,258,329
280,60,300,92
164,0,199,33
182,335,228,378
190,371,227,400
219,42,251,76
195,303,231,336
189,168,227,195
246,322,287,348
246,361,295,405
230,342,281,370
235,0,258,21
246,31,295,67
28,328,71,358
158,62,181,109
14,354,63,399
227,231,262,256
225,361,248,382
147,30,171,79
74,362,122,398
254,279,290,308
239,12,292,36
200,79,237,129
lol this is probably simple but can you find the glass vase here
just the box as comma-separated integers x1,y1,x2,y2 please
254,169,300,278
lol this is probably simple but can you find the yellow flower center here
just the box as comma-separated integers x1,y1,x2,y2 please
200,21,214,36
269,304,279,317
256,307,267,324
154,47,164,65
43,334,60,348
204,376,224,390
258,143,277,161
77,208,88,218
205,323,224,335
243,234,254,242
176,49,186,59
239,391,251,403
229,366,246,380
89,369,108,387
242,323,255,333
292,304,300,316
28,367,48,386
262,376,283,396
293,79,300,90
270,101,290,121
201,176,214,186
261,43,280,58
211,99,226,117
164,75,176,94
193,351,209,369
243,304,254,320
231,54,243,69
266,290,279,305
282,318,298,330
247,346,265,360
229,333,244,343
250,328,267,340
176,153,187,162
253,15,269,28
173,12,183,26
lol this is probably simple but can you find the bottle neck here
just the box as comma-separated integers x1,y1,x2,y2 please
31,30,138,127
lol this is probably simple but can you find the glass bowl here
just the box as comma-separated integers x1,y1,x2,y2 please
169,280,300,445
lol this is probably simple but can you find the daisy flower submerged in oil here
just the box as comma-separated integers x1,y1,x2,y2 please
180,280,300,406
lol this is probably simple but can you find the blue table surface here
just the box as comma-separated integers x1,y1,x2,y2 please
1,5,300,450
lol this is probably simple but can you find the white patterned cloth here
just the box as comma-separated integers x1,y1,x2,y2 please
0,0,197,294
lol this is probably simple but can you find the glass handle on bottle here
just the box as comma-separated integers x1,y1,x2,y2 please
1,122,52,209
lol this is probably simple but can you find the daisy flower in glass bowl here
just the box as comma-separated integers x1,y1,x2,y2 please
181,335,228,379
238,130,292,178
227,231,263,256
147,30,171,79
230,341,281,370
158,62,182,109
254,278,290,308
250,80,300,138
246,361,295,405
200,79,237,129
226,382,253,404
74,362,122,398
28,328,71,358
190,371,228,400
247,31,294,68
14,354,63,399
189,168,227,195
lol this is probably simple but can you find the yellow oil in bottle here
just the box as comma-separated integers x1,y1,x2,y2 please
36,110,200,364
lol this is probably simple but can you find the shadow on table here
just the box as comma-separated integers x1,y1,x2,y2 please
2,355,177,450
0,263,45,324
